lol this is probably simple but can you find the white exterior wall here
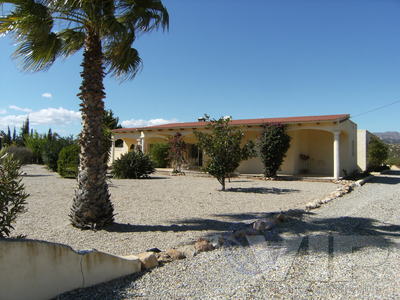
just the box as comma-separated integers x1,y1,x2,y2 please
0,239,141,300
357,129,374,171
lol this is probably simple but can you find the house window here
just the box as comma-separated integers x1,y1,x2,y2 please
352,140,355,157
115,139,124,148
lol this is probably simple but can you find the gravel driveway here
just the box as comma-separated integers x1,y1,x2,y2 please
59,171,400,299
15,164,336,256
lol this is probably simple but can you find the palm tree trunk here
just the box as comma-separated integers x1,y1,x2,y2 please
70,29,114,229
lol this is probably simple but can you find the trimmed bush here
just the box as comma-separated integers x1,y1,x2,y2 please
42,138,74,172
258,123,291,178
195,116,255,190
5,145,33,165
0,149,29,237
57,144,80,178
149,143,170,168
367,137,389,171
112,151,155,179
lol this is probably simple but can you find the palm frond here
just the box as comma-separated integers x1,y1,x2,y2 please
13,31,62,71
117,0,169,32
104,38,142,80
57,28,84,56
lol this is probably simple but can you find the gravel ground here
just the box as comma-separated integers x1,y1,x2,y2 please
14,164,337,256
58,170,400,299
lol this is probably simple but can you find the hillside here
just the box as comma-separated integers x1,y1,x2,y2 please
374,131,400,144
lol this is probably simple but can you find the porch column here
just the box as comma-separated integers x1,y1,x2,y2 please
110,135,115,165
140,131,145,152
333,131,340,179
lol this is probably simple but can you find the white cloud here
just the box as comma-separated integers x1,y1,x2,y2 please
121,118,178,128
42,92,53,99
9,105,32,113
0,107,81,128
0,109,6,114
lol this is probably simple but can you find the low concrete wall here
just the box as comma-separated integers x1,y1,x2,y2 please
0,239,141,300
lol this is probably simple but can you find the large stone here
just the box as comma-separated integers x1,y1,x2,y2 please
253,219,275,232
194,238,215,252
166,248,186,260
213,236,224,248
274,213,286,223
176,245,198,258
136,252,158,270
156,252,173,263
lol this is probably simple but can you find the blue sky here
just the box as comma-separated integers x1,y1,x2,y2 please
1,0,400,136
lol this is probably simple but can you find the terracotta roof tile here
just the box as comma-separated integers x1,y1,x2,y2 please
112,114,350,133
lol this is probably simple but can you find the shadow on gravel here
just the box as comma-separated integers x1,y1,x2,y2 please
383,170,400,176
220,209,400,254
224,187,299,194
56,269,148,300
367,175,400,185
21,174,52,177
105,219,236,233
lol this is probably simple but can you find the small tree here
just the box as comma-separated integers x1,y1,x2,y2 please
0,149,29,238
258,123,291,178
368,137,389,170
195,116,255,190
387,144,400,167
150,143,170,168
168,133,186,173
58,144,80,178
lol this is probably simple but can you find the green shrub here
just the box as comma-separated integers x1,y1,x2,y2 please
0,149,29,237
24,133,47,164
387,144,400,166
5,145,33,165
42,138,74,172
57,144,80,178
112,151,155,179
367,137,389,171
258,123,291,178
149,143,170,168
195,116,255,190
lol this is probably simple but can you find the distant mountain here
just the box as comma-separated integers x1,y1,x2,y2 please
374,131,400,144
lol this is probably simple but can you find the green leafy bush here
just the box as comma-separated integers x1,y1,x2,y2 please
42,137,74,172
150,143,170,168
0,150,29,237
5,145,33,165
168,133,186,173
367,137,389,171
57,144,80,178
112,151,155,179
258,123,291,178
195,116,255,190
24,133,47,164
387,144,400,167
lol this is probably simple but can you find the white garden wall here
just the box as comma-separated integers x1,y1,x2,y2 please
0,239,141,300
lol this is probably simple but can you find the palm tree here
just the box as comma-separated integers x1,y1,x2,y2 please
0,0,168,229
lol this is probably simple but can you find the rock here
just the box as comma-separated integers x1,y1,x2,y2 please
166,248,186,260
274,213,286,223
156,252,173,263
136,252,158,270
233,229,247,238
176,245,198,258
253,219,267,231
194,238,215,252
321,198,331,204
146,247,162,253
306,202,320,209
209,235,225,248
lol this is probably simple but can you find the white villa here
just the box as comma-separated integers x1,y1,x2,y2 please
111,114,373,179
